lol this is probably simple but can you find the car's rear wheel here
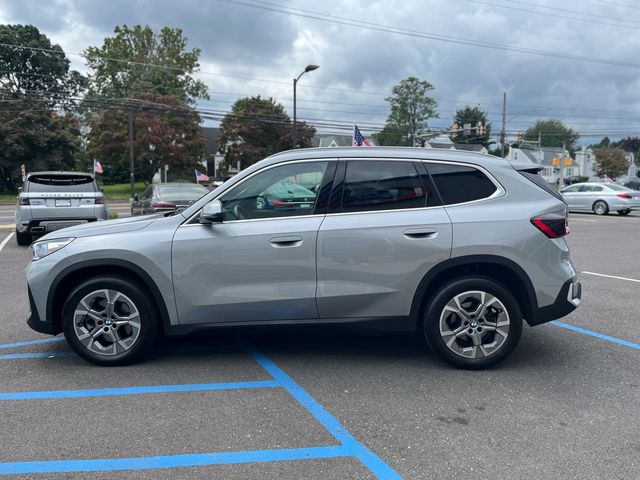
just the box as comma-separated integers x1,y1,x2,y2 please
423,277,523,369
15,228,31,246
593,200,609,215
617,209,631,216
62,276,158,366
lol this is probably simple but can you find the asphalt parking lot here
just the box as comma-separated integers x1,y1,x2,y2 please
0,211,638,479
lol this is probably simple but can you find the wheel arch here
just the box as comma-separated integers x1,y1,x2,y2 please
47,259,172,335
410,255,538,327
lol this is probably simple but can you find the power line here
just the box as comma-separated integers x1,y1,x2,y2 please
466,0,640,29
219,0,640,69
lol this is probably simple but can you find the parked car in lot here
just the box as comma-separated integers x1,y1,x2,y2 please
24,148,581,369
622,178,640,191
131,183,209,215
560,182,640,215
15,172,108,246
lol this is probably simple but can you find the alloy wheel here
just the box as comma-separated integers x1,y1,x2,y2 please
438,290,510,359
72,289,142,356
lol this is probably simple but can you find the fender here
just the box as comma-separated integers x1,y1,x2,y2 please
47,258,173,335
409,254,538,325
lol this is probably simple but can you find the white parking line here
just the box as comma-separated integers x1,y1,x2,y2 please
582,271,640,284
0,232,14,253
571,218,597,223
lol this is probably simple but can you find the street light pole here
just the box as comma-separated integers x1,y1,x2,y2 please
292,64,319,149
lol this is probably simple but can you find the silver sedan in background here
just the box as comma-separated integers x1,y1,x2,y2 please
561,182,640,215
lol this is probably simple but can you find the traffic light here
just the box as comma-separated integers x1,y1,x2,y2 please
450,123,459,140
517,131,523,143
476,121,484,136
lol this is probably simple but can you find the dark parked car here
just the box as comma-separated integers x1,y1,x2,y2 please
623,178,640,191
131,183,209,215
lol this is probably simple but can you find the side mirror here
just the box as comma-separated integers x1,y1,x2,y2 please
17,187,22,193
200,199,224,224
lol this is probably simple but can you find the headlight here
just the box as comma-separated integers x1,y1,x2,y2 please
31,238,75,261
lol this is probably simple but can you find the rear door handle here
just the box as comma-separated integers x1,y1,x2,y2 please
270,235,303,247
403,228,437,239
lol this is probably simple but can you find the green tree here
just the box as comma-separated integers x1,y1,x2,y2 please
611,137,640,166
381,76,438,146
373,125,404,146
218,96,315,171
593,148,629,179
0,25,83,191
451,105,491,144
87,93,208,185
84,25,208,104
524,119,579,150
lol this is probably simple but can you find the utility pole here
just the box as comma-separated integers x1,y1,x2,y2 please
559,142,566,187
128,110,135,204
501,92,507,158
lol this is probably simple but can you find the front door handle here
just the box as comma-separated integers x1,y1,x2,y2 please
270,235,303,247
403,228,437,239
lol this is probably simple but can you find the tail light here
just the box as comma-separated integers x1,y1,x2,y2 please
152,202,176,210
94,196,104,204
616,193,632,199
18,198,30,205
531,212,569,238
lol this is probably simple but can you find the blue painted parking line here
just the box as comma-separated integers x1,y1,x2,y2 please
0,338,403,478
0,337,64,350
0,446,350,475
0,351,74,360
550,321,640,350
241,339,403,480
0,380,280,401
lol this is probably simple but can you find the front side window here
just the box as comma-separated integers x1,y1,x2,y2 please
562,185,581,193
341,161,428,213
220,161,328,221
426,163,498,205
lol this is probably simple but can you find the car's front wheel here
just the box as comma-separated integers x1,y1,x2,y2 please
62,276,158,366
423,277,523,369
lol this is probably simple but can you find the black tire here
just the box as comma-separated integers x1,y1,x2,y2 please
15,228,31,246
423,276,523,370
62,276,158,366
592,200,609,215
617,209,631,216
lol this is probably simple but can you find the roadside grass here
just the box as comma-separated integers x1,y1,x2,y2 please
100,182,146,201
0,193,17,204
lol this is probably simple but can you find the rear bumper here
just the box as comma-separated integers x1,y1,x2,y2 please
26,218,98,234
528,278,582,326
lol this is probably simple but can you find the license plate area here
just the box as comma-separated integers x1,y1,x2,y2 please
55,199,72,207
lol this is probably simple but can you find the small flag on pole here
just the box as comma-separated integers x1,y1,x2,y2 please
93,159,103,174
353,124,371,147
195,169,209,182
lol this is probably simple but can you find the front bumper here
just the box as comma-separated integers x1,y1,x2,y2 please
26,286,55,334
528,278,582,326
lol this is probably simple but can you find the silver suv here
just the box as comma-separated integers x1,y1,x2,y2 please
24,148,581,369
16,172,108,245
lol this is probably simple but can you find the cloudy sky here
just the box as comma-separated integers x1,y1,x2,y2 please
2,0,640,144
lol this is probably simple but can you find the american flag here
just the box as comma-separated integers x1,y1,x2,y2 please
93,159,103,174
195,169,209,182
353,125,371,147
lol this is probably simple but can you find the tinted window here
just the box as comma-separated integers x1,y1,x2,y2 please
428,164,497,205
220,162,327,220
341,161,427,213
26,175,96,193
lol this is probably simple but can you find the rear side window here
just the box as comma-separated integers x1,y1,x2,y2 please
427,164,497,205
519,171,564,202
26,175,96,193
341,161,428,213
